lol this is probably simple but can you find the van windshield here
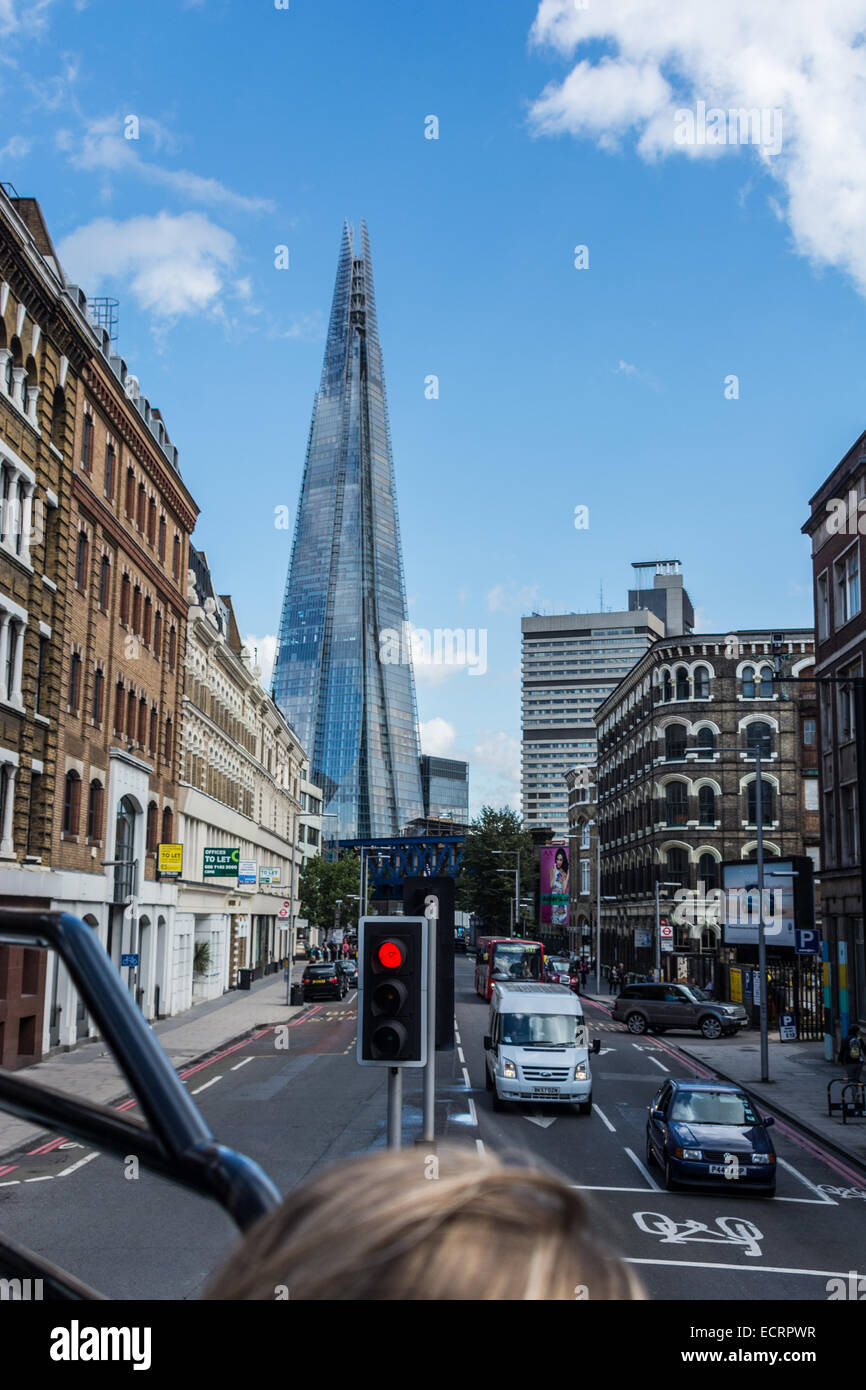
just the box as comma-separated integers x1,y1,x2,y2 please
500,1013,584,1047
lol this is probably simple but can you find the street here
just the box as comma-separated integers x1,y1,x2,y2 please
0,957,864,1301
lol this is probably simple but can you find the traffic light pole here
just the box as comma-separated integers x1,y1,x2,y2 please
421,896,438,1144
387,1068,402,1149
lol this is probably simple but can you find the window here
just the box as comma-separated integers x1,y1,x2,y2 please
158,516,166,561
125,469,136,517
51,387,66,451
164,716,173,766
698,785,716,825
137,483,146,532
838,665,861,742
696,727,715,759
693,665,710,698
104,444,115,500
68,652,81,710
81,412,93,472
804,777,819,812
126,689,137,740
92,667,104,725
758,666,773,697
835,546,861,626
146,801,158,853
580,822,591,849
580,859,590,894
747,777,775,825
149,705,157,754
168,626,176,670
172,534,180,580
147,498,156,546
746,721,774,758
86,780,103,840
665,725,687,761
665,782,688,826
120,573,130,625
803,717,816,746
698,853,718,890
143,596,152,646
98,554,110,609
666,847,689,889
675,667,689,700
817,572,830,641
153,610,162,657
75,531,88,588
115,679,125,733
132,585,142,634
841,785,858,866
741,666,756,699
35,636,47,715
662,672,672,702
161,805,173,844
62,770,81,835
138,697,147,746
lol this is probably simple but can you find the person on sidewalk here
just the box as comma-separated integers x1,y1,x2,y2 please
838,1024,864,1086
608,965,618,995
616,962,626,994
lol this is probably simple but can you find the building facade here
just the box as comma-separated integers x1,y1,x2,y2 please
419,755,469,826
272,222,424,840
803,437,866,1031
595,630,817,991
565,765,596,958
178,552,308,1000
522,609,665,837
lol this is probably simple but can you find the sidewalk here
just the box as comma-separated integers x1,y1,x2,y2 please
582,981,866,1177
0,965,308,1160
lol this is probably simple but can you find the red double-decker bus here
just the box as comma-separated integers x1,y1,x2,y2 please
474,936,545,1000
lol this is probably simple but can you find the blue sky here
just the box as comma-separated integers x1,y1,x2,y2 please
3,0,865,812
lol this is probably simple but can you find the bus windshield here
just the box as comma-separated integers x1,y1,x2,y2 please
490,941,542,981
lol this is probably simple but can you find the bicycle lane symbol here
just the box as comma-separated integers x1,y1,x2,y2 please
633,1211,764,1257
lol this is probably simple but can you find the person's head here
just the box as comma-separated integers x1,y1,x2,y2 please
555,849,567,872
206,1146,644,1302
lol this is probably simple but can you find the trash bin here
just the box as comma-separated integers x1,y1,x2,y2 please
290,983,304,1006
238,968,253,991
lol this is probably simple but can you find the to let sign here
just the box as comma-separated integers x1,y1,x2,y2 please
203,847,240,878
158,843,183,876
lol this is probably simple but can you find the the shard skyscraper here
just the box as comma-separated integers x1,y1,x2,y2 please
272,222,424,840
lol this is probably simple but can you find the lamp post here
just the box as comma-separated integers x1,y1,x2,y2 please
492,849,521,937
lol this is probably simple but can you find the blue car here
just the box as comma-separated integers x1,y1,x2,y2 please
645,1079,776,1196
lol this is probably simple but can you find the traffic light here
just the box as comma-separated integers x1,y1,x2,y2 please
357,917,428,1067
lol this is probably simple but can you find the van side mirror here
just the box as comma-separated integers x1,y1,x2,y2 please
483,1035,492,1051
592,1039,601,1054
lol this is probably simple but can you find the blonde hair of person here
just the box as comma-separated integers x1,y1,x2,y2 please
206,1144,645,1301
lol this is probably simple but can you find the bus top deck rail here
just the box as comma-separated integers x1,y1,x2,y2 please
0,909,281,1299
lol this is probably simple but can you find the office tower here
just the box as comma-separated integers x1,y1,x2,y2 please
272,223,423,840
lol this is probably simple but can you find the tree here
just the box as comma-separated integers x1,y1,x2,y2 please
298,854,368,933
456,806,537,931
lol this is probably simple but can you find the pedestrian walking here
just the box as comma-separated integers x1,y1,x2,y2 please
838,1024,864,1086
616,962,626,995
608,964,618,995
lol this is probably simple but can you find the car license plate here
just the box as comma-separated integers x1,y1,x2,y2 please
708,1163,745,1175
533,1087,558,1096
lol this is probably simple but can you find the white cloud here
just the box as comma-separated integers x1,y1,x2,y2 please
470,731,522,812
420,716,457,756
57,212,242,320
0,0,54,38
529,0,866,298
58,115,272,213
279,311,327,342
487,582,540,615
616,359,661,390
0,134,30,159
244,633,277,690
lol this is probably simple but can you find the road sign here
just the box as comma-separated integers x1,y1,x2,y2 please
796,928,821,955
203,847,239,877
659,923,673,940
260,866,281,885
238,859,257,885
121,954,139,968
779,1013,798,1042
277,906,289,920
157,843,182,876
661,938,673,954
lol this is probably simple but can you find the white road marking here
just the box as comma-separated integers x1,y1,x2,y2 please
231,1057,254,1071
573,1184,668,1194
461,1066,471,1088
0,1180,20,1186
475,1139,486,1158
776,1155,838,1204
597,1047,616,1055
624,1146,661,1191
57,1151,100,1178
625,1257,857,1278
467,1099,478,1126
191,1075,222,1095
457,1046,465,1064
648,1056,669,1072
24,1175,54,1182
524,1112,558,1129
592,1103,616,1132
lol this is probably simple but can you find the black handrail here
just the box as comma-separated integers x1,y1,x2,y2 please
0,910,281,1298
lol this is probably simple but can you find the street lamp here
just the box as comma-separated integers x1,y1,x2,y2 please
492,849,521,937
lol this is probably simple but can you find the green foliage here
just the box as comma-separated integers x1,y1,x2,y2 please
193,940,211,978
456,806,537,930
298,853,368,932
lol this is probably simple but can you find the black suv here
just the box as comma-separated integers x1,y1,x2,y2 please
302,962,348,1002
611,983,748,1039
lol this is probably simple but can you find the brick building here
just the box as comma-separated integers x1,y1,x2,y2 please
595,629,817,991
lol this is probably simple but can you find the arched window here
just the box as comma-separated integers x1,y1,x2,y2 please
161,805,173,845
665,725,687,761
172,534,180,579
665,782,688,827
675,667,689,700
741,665,756,699
696,727,715,759
746,721,773,758
146,801,158,852
693,665,710,698
758,666,773,697
114,796,137,901
698,785,716,825
666,846,689,889
75,530,89,588
86,780,104,840
698,853,718,890
662,672,672,702
747,778,775,825
62,770,81,835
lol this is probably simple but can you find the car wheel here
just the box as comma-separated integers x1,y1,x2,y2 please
645,1132,655,1167
663,1157,677,1191
485,1063,493,1091
492,1088,506,1112
700,1015,723,1040
578,1097,592,1115
627,1012,648,1035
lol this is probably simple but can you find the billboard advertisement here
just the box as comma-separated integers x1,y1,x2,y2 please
720,860,798,948
540,845,569,927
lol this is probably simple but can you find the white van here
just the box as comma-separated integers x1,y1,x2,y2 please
483,982,600,1115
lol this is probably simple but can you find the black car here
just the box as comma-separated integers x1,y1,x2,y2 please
337,959,358,989
302,962,347,1001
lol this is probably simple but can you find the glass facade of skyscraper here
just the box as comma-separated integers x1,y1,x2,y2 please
272,222,424,840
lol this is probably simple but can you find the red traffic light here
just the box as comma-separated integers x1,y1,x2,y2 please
377,939,404,970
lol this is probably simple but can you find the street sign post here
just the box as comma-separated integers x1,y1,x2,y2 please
121,954,139,968
796,928,821,955
779,1013,798,1042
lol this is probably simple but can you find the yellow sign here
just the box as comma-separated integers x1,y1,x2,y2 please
158,843,183,875
729,966,743,1004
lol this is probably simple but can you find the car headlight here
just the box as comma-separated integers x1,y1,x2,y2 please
751,1153,774,1165
574,1062,587,1080
502,1059,517,1079
677,1147,703,1161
